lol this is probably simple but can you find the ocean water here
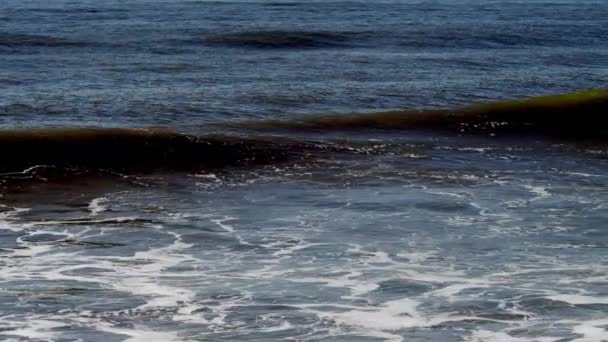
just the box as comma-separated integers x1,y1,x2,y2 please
1,0,608,341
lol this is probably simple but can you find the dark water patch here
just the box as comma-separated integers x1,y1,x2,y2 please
62,267,115,276
0,280,144,316
146,47,197,55
396,30,563,50
31,217,156,226
370,279,435,301
0,79,22,86
131,63,202,74
3,280,109,294
0,205,14,214
577,303,608,311
201,30,367,49
65,240,126,248
415,201,475,213
345,202,403,213
477,313,531,321
0,103,62,116
195,25,598,51
180,232,248,249
21,237,127,249
434,301,532,323
20,233,69,243
238,93,326,107
518,297,584,317
0,33,88,48
262,2,301,7
21,7,129,15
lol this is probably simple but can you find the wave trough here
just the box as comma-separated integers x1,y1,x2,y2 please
201,30,365,49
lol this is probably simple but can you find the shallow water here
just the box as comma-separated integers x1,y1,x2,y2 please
1,1,608,341
2,138,608,341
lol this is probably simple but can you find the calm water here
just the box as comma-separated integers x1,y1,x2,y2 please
1,1,608,341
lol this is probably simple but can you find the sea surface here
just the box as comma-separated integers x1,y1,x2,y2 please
1,0,608,341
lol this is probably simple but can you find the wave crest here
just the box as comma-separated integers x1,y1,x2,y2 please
202,30,364,49
0,129,325,175
0,90,606,182
241,89,608,138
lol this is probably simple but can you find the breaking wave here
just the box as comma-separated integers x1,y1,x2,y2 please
0,90,606,181
240,89,608,138
0,129,333,175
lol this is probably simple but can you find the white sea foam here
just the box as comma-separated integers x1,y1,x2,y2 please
1,171,606,342
468,330,558,342
548,294,608,305
0,218,210,341
0,207,31,232
258,320,293,333
211,216,235,232
329,298,423,330
524,185,551,201
426,190,470,199
0,318,65,341
563,171,604,178
569,319,608,342
192,173,222,181
445,215,477,226
88,197,109,216
395,249,437,263
434,146,495,153
291,269,380,299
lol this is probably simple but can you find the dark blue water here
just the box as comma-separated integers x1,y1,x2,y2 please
1,1,608,341
2,0,607,127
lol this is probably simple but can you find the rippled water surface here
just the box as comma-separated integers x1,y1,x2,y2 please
1,0,608,341
2,0,607,127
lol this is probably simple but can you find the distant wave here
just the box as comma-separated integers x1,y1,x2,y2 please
200,30,368,49
0,33,87,48
0,90,606,181
195,28,580,50
21,7,128,15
